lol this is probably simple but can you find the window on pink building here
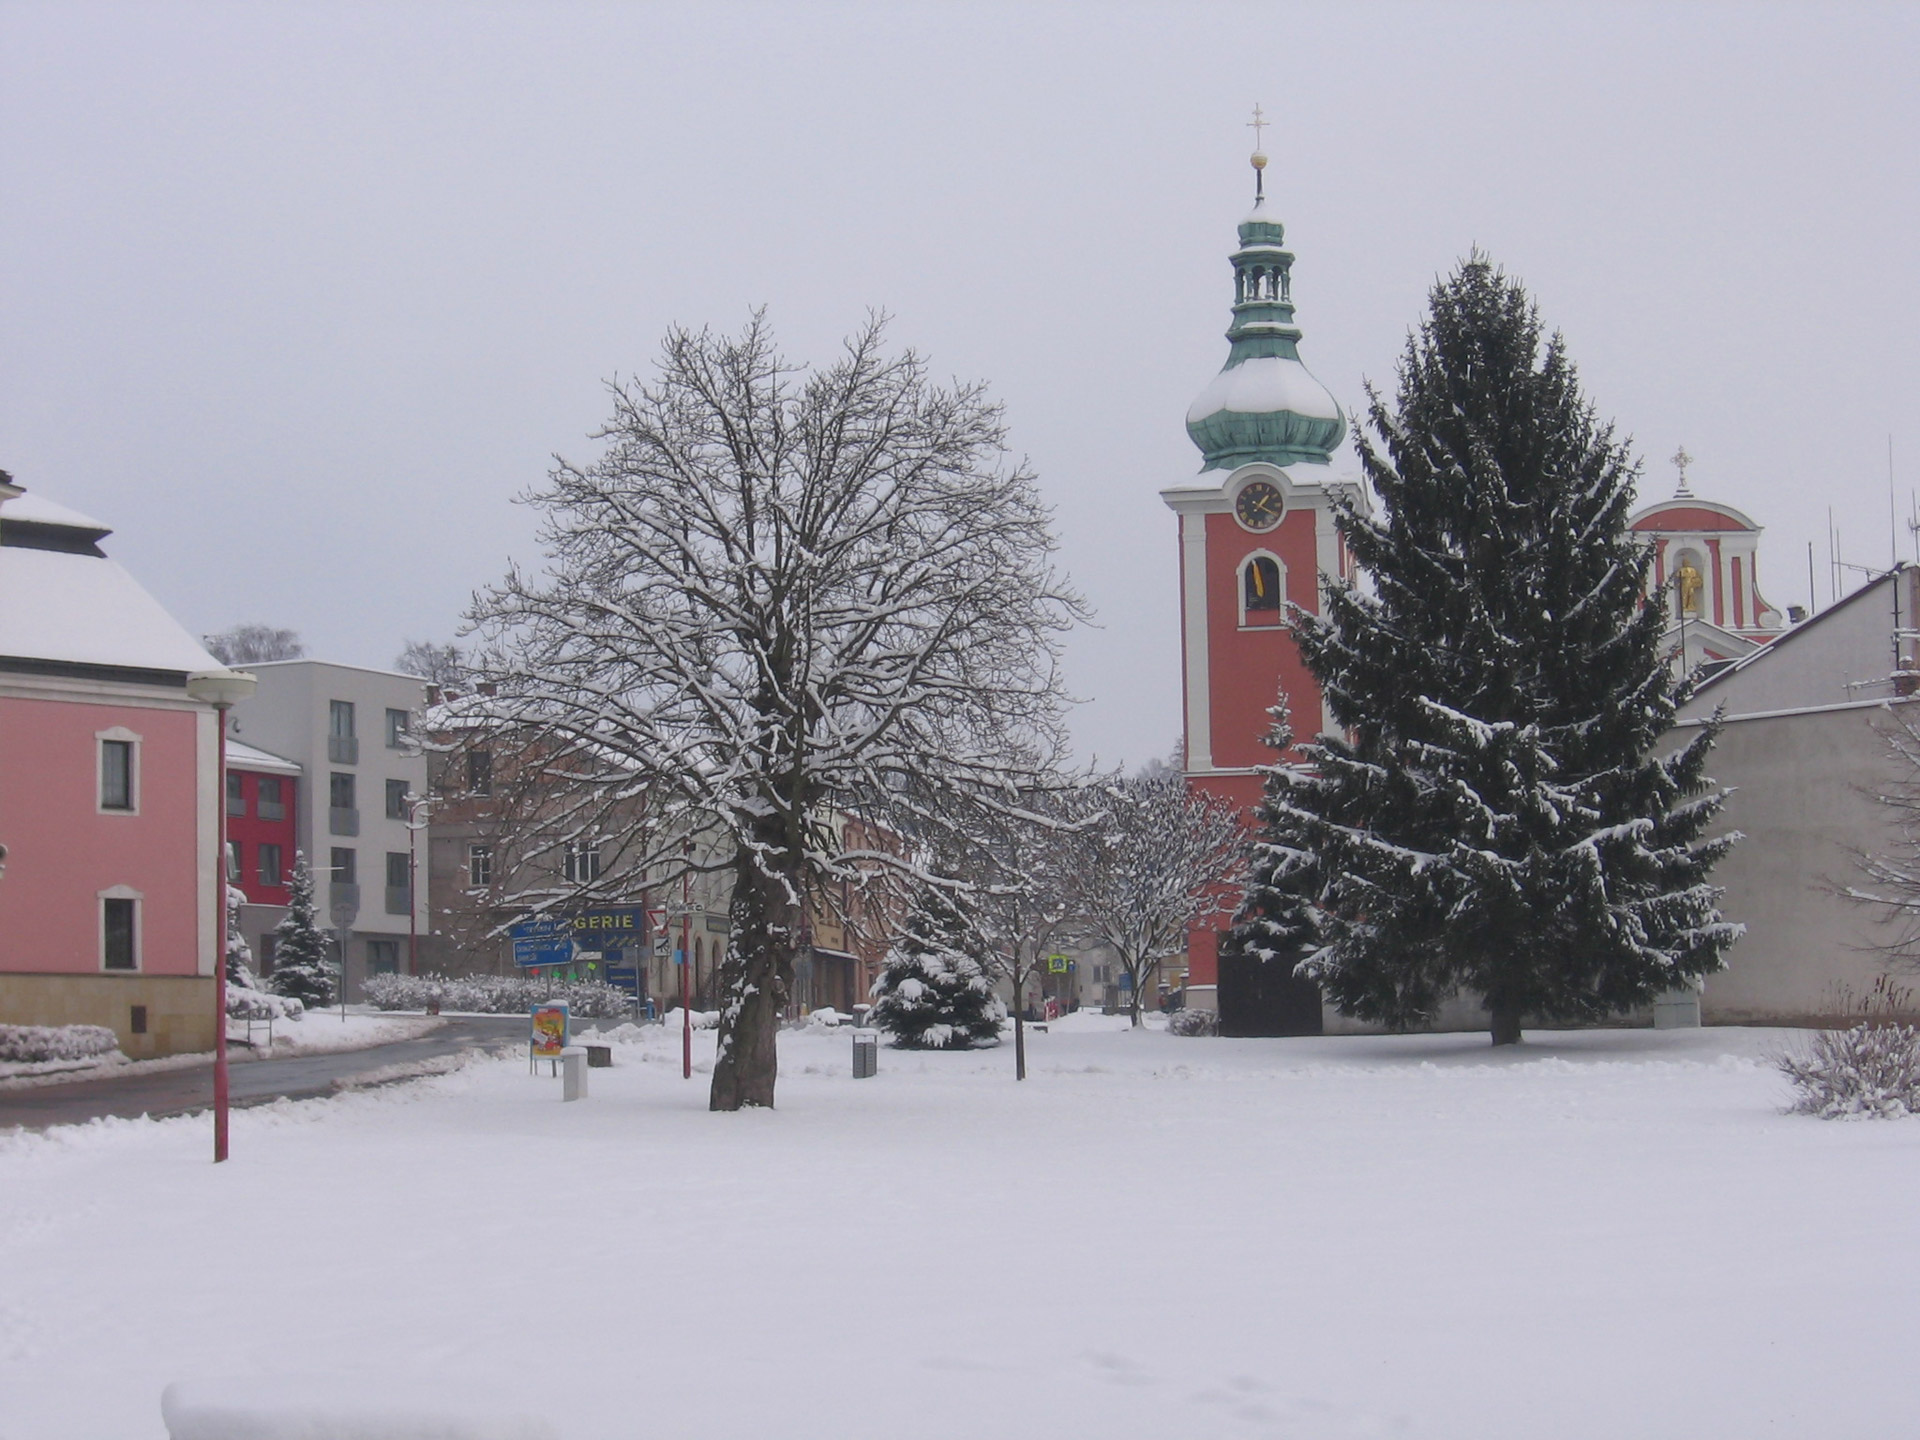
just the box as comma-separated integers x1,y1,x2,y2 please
101,740,134,811
102,898,137,970
260,844,284,886
258,776,286,821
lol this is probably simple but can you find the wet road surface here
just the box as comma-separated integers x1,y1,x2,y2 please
0,1015,528,1131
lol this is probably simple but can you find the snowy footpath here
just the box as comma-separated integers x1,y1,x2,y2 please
2,1013,1916,1439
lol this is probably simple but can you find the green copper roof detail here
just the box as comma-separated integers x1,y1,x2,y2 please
1185,195,1346,472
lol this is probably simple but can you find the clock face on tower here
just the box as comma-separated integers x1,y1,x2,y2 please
1234,480,1284,531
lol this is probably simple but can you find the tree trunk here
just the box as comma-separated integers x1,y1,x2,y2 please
710,848,797,1110
1013,1002,1027,1081
1489,999,1524,1047
1128,983,1142,1028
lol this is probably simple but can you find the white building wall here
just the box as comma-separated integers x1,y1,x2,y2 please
231,661,429,995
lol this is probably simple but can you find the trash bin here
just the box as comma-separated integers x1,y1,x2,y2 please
851,1028,879,1079
584,1044,613,1068
560,1046,589,1101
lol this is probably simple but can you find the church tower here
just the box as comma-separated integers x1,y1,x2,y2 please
1161,123,1366,1016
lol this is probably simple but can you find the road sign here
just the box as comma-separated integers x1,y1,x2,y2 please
1047,954,1068,973
605,967,640,991
510,915,574,970
569,905,647,944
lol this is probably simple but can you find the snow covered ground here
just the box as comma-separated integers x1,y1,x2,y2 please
3,1013,1915,1439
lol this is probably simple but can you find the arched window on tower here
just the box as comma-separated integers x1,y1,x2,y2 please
1242,554,1284,626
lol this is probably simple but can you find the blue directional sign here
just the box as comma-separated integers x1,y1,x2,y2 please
605,967,640,991
510,915,575,969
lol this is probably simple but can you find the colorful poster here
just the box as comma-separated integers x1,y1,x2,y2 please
530,1002,570,1058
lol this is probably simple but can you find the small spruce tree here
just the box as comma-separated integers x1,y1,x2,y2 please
869,885,1005,1049
269,854,335,1008
1254,255,1741,1045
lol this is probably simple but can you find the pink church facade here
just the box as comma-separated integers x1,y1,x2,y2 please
0,481,224,1058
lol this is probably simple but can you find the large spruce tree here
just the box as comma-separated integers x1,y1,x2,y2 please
1244,255,1740,1045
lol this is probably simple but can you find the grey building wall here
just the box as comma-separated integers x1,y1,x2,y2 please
1680,566,1920,722
1684,699,1917,1024
230,661,429,998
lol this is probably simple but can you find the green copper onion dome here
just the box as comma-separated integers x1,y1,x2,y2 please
1186,157,1346,472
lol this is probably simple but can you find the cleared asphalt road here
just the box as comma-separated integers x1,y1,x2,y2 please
0,1015,528,1132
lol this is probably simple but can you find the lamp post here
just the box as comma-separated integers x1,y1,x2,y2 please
403,793,432,975
186,668,258,1164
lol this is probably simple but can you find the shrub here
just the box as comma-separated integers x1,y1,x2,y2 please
1777,1022,1920,1119
1166,1008,1219,1038
0,1024,121,1064
1775,977,1920,1119
362,972,635,1019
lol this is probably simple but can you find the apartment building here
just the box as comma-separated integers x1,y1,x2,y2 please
228,661,429,997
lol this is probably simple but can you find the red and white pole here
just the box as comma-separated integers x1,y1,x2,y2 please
212,713,231,1163
680,870,692,1080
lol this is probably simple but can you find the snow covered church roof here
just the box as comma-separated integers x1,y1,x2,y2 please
0,483,223,680
1185,182,1347,474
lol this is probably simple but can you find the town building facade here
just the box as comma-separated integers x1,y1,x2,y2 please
226,661,429,998
1162,148,1363,1019
0,481,225,1057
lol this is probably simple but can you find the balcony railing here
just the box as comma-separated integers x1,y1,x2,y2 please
328,735,359,765
329,807,360,837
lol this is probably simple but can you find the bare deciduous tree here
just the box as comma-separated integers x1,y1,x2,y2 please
465,313,1082,1109
395,638,465,687
1073,761,1245,1026
204,623,304,665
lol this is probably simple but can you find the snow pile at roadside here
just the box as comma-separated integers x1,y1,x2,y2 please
4,1021,1918,1440
0,1023,120,1065
161,1377,556,1440
252,1012,441,1055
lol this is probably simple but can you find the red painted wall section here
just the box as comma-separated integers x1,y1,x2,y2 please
227,768,298,907
1708,538,1724,627
1631,506,1749,533
0,696,201,976
1203,508,1324,773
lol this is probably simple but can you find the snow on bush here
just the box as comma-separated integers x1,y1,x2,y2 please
1166,1008,1219,1038
362,972,635,1019
1777,1021,1920,1119
0,1023,121,1064
226,960,305,1021
662,1006,720,1030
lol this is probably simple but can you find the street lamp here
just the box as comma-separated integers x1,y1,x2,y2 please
403,792,432,975
186,667,257,1164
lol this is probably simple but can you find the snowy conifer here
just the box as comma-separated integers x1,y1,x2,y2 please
869,885,1004,1049
1262,255,1740,1045
268,854,334,1008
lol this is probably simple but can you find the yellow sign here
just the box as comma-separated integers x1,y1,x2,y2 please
530,1002,570,1058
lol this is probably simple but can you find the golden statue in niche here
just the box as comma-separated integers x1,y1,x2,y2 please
1675,556,1703,615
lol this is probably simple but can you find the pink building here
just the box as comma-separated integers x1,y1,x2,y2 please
0,479,226,1058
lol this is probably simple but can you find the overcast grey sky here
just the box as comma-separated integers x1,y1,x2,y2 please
5,2,1914,767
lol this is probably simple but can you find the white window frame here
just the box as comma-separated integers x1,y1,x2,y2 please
97,727,141,814
1237,550,1288,629
100,885,143,972
468,844,493,890
564,839,604,885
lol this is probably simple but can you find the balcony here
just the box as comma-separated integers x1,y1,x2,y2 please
258,798,285,821
385,885,413,916
328,735,359,765
329,807,360,837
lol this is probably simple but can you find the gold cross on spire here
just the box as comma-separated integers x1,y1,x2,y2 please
1248,103,1269,152
1672,444,1694,497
